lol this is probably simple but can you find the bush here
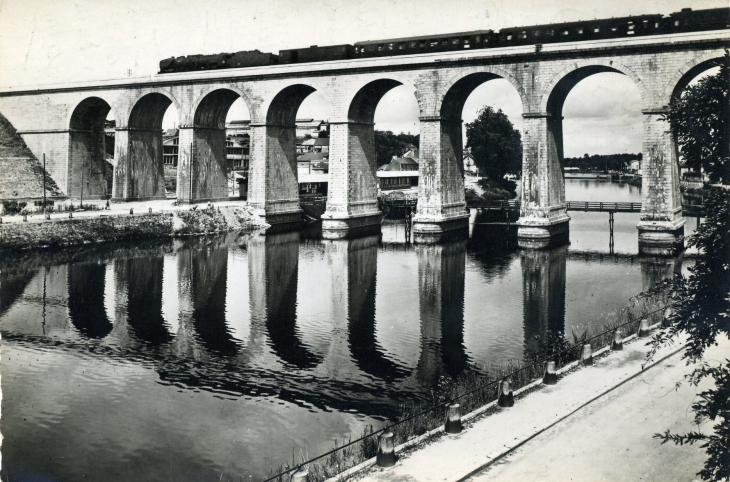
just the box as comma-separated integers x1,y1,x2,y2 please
2,200,27,215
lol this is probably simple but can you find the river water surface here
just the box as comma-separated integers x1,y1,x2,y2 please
0,180,697,481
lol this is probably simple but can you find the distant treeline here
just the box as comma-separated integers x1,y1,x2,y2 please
375,130,419,167
564,153,642,171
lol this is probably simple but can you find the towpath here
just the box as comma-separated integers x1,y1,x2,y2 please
358,335,727,482
0,198,250,224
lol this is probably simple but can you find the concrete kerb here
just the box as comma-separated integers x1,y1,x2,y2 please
323,321,666,482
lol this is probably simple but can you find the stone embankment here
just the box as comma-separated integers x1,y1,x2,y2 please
0,204,267,252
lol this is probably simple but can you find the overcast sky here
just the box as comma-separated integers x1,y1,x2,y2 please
0,0,724,156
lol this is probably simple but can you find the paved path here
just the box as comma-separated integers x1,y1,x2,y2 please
468,341,727,482
358,335,726,482
0,198,250,224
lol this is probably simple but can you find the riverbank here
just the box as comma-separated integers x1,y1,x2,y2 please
0,202,267,252
353,328,698,482
466,338,727,482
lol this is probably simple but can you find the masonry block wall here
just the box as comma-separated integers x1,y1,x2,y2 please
326,121,379,216
641,111,682,222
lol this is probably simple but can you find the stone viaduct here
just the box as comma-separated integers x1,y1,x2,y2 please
0,29,727,252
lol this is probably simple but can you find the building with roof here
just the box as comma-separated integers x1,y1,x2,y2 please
297,151,328,196
296,136,329,154
376,148,419,192
295,119,328,138
463,150,478,176
163,129,179,167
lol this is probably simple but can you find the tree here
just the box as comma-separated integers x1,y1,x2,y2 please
645,188,730,481
465,107,522,180
665,53,730,184
374,130,419,167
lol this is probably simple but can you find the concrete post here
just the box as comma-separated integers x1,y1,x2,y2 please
247,123,302,230
611,329,624,351
321,120,382,238
580,343,593,366
663,306,674,327
498,380,514,407
637,109,684,256
638,318,651,338
516,113,570,249
291,468,309,482
376,430,397,467
543,361,558,385
412,116,469,243
445,403,463,434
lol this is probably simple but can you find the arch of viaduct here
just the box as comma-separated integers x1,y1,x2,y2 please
0,30,727,254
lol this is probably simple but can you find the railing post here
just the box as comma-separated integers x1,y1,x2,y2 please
376,430,396,467
543,361,558,385
580,343,593,366
291,468,309,482
445,403,463,434
611,329,623,351
638,318,651,337
498,380,514,407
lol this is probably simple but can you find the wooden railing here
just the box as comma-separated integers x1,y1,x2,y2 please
298,196,705,216
565,201,642,212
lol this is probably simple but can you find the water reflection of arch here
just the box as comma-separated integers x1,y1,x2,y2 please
248,232,322,369
416,241,469,387
521,246,567,351
114,256,171,346
68,263,114,339
177,238,238,356
326,235,411,381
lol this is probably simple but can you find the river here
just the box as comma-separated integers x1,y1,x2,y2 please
0,180,698,481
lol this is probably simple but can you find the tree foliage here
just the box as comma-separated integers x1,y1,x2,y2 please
564,153,642,172
374,130,419,167
665,53,730,184
644,188,730,481
465,107,522,180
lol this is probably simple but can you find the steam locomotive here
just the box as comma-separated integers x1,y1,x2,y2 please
159,7,730,74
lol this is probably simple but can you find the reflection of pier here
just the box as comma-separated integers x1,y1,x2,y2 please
248,233,322,369
521,246,567,351
68,263,114,339
321,235,411,381
415,241,469,387
117,257,171,345
641,255,683,291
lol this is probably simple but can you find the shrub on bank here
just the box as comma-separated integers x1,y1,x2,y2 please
0,206,266,252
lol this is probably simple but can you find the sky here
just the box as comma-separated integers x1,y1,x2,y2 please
0,0,724,156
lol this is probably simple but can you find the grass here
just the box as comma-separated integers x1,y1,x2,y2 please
265,289,672,482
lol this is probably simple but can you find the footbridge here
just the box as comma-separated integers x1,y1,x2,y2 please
0,25,727,254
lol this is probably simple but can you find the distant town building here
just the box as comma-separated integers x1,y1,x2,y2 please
225,119,329,138
163,129,179,166
295,119,328,138
296,137,329,154
297,151,328,195
463,150,478,176
376,148,419,191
